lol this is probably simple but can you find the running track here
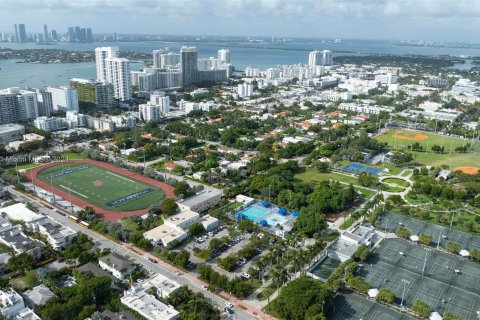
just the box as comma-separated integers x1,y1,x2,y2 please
25,159,175,221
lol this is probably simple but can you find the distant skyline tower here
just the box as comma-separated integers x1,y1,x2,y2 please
50,29,57,41
17,24,27,43
43,24,49,42
86,28,93,42
14,24,19,43
68,27,75,42
74,26,80,41
180,46,198,86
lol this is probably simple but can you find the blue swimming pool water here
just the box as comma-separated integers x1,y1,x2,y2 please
239,205,270,221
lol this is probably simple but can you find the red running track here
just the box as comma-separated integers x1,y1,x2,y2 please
25,159,175,221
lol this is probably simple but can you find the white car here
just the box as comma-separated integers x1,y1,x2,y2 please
241,272,250,279
225,301,233,308
201,285,208,291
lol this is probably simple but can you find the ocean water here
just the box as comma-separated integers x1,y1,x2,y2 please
1,39,480,88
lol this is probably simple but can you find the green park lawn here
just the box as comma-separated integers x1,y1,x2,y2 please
296,168,359,185
37,163,165,212
382,178,410,187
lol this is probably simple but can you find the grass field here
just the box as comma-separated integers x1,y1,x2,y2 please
411,151,480,168
295,168,375,197
377,129,468,151
382,178,410,187
37,163,165,212
295,168,359,185
60,152,87,160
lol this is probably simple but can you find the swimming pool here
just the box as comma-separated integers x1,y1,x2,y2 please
238,205,271,222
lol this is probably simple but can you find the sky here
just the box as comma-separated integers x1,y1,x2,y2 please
0,0,480,42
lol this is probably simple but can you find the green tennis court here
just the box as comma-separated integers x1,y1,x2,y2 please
358,238,480,319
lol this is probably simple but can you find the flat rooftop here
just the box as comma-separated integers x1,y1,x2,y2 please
140,274,181,297
178,189,222,207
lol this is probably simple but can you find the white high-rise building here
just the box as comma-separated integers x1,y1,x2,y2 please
150,92,170,111
308,50,321,67
95,47,119,82
321,50,333,66
217,49,230,63
105,57,131,101
46,86,79,111
238,83,253,98
153,49,180,69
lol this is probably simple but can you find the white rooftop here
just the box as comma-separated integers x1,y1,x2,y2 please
140,274,181,297
0,203,42,223
121,289,179,320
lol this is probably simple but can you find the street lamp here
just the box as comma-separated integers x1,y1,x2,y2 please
400,279,410,310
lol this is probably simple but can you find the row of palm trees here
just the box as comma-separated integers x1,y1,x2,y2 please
252,233,327,300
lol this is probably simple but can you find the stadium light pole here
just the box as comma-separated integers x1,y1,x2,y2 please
68,181,73,213
400,279,409,310
30,163,36,194
437,230,442,249
50,176,55,204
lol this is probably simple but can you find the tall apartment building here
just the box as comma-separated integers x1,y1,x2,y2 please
308,50,321,67
46,86,79,111
95,47,130,101
0,88,40,124
238,83,253,98
321,50,333,66
105,57,131,101
95,47,119,82
218,49,231,63
139,92,170,122
153,49,180,68
70,78,114,108
180,46,198,86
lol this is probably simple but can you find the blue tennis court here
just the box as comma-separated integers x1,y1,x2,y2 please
342,163,381,176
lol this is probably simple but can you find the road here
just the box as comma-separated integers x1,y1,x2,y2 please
7,186,268,320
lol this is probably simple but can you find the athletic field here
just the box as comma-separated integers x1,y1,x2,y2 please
377,129,469,151
34,161,170,215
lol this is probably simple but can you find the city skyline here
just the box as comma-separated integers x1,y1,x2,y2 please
0,0,479,42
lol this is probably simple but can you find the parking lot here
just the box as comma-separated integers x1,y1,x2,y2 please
184,225,270,280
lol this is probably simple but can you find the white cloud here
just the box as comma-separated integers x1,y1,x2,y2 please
1,0,480,40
